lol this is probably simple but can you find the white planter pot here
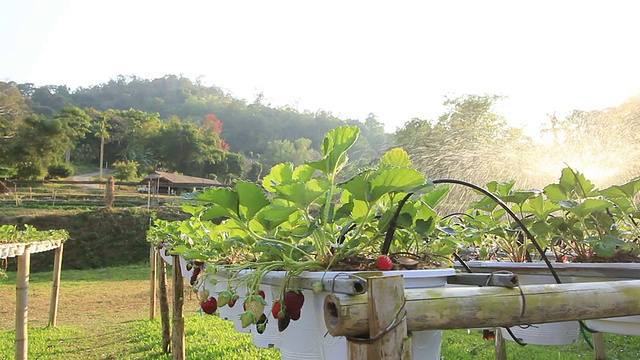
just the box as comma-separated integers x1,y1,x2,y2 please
178,256,194,282
156,247,173,265
271,268,454,360
585,316,640,336
501,273,580,345
501,321,580,346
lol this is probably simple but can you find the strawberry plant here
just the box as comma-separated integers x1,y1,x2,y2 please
0,224,68,245
148,125,454,331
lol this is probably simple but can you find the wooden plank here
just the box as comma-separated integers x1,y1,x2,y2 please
593,332,606,360
171,255,185,360
348,275,409,360
494,328,506,360
149,246,157,320
15,247,31,360
325,280,640,336
48,244,64,327
158,259,171,353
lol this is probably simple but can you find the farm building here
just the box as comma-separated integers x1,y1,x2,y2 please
139,170,223,195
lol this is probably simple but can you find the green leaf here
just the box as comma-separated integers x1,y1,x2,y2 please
339,171,372,202
262,163,294,192
277,179,329,209
543,183,567,202
309,125,359,176
422,185,450,208
255,205,298,230
369,168,425,203
415,218,435,236
566,198,612,219
293,164,316,182
501,189,542,206
235,181,269,220
196,188,239,219
521,194,561,219
600,178,640,199
380,148,412,167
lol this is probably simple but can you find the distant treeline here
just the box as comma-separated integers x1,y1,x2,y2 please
0,75,388,180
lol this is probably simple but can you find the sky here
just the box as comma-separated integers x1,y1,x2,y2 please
2,0,640,134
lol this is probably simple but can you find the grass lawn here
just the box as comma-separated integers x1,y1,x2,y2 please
1,263,640,359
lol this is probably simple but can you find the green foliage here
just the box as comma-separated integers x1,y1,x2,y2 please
455,167,640,262
113,160,139,180
261,138,320,167
246,162,263,182
394,94,533,193
0,224,68,244
46,163,74,179
150,125,454,331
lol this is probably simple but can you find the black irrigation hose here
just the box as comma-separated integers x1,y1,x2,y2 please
432,178,562,284
432,178,597,342
381,192,414,255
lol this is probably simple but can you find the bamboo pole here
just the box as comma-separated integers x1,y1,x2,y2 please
150,246,157,320
48,243,64,327
158,258,171,353
324,280,640,337
171,255,185,360
348,275,410,360
15,246,31,360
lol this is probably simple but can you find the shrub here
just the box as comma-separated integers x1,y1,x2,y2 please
46,163,75,179
113,160,139,181
15,163,45,180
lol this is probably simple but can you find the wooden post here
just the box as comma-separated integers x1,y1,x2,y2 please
593,332,606,360
150,246,157,320
324,280,640,336
172,255,185,360
494,328,506,360
105,176,115,208
48,243,64,327
348,275,410,360
158,258,171,353
15,246,31,360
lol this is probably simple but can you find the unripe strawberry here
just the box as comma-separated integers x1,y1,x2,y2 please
217,290,232,307
243,295,266,316
240,311,257,328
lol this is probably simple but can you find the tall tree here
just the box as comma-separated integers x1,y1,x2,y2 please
52,106,92,162
395,94,532,191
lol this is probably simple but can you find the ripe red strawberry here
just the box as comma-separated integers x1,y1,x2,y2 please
194,260,204,267
189,267,201,285
271,300,282,319
201,297,217,315
257,290,266,299
157,245,163,249
278,314,291,332
228,294,239,308
284,290,305,321
376,255,394,271
482,329,495,340
186,263,193,271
